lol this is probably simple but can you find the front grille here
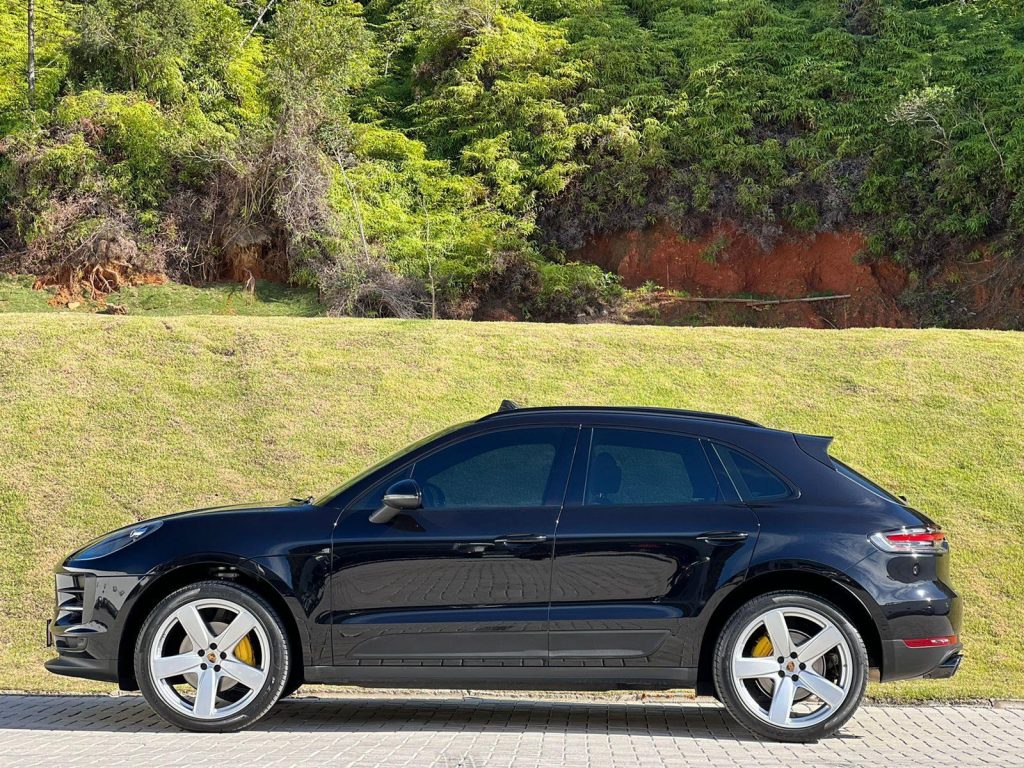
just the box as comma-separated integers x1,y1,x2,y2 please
55,573,88,624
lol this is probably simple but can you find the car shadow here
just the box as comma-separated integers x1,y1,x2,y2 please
0,693,817,741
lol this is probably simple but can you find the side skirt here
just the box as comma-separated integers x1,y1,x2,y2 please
304,665,697,691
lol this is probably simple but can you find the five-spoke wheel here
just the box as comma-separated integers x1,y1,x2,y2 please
714,592,868,742
135,581,290,732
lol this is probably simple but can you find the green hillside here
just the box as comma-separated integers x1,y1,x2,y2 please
3,0,1024,325
1,314,1022,699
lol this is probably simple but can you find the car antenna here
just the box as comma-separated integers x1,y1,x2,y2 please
498,399,520,412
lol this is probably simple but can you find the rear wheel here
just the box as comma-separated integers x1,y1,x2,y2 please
135,580,290,732
713,591,867,742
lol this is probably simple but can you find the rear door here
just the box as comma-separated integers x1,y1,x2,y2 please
329,425,579,665
548,426,759,670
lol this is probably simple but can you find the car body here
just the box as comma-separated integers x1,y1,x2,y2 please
46,404,962,739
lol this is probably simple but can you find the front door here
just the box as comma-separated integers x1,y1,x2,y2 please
549,426,759,670
329,425,579,666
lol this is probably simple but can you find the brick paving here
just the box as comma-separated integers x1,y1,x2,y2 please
0,693,1021,767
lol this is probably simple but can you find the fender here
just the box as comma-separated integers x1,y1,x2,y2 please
114,552,314,688
691,559,887,689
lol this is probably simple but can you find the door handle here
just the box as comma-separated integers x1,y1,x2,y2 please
696,531,750,544
493,534,549,546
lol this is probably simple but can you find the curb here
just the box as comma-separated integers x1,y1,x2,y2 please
2,688,1023,709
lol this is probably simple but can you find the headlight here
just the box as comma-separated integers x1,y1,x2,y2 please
75,521,163,561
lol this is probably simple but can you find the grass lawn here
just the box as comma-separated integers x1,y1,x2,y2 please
0,314,1021,701
0,274,324,316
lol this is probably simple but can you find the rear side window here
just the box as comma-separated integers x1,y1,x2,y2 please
584,428,722,506
714,445,791,501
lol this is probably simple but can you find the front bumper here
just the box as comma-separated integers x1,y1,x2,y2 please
45,569,145,686
44,654,119,683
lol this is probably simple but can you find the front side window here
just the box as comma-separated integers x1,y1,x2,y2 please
409,427,576,509
714,444,791,501
317,423,463,506
584,428,722,506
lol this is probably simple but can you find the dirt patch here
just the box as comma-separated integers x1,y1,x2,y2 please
574,221,910,328
220,225,289,283
931,252,1024,329
34,261,166,307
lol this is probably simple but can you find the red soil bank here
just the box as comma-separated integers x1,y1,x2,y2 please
575,222,910,328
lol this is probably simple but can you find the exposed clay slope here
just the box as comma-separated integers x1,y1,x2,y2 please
575,222,909,328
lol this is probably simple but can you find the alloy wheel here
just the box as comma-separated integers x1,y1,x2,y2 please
148,598,271,720
730,606,853,729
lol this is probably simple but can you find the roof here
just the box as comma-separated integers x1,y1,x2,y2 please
479,402,763,428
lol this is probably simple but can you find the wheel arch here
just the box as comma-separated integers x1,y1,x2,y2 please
116,558,306,691
695,568,883,696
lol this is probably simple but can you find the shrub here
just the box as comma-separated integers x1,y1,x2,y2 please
529,261,621,321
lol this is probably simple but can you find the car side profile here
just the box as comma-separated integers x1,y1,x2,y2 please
46,403,962,741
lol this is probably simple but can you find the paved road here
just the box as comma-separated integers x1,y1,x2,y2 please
0,693,1022,767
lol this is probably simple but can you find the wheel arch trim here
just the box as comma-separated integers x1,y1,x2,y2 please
115,554,309,691
695,564,884,695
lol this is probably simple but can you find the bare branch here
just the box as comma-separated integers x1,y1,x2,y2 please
241,0,278,46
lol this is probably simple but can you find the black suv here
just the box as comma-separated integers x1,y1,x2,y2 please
46,403,961,741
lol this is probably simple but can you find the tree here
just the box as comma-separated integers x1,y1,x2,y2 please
26,0,34,109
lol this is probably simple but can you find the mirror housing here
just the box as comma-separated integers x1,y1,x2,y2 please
369,479,422,524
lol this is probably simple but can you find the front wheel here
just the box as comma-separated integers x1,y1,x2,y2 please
713,591,868,742
135,580,290,732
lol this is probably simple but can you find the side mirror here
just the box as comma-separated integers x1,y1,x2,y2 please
369,479,422,524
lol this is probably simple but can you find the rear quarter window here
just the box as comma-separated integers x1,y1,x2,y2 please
713,444,792,501
831,459,906,504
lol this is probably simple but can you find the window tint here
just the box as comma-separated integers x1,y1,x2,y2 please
715,445,790,501
585,428,721,506
410,427,575,509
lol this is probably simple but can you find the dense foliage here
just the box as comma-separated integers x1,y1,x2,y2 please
0,0,1022,322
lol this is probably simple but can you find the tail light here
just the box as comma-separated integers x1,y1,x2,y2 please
869,526,947,554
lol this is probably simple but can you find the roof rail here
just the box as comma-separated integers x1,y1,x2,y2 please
480,404,762,428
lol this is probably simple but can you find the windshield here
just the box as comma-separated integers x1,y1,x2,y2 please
831,458,907,505
313,422,467,506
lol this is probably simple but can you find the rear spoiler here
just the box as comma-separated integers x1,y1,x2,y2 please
794,433,834,467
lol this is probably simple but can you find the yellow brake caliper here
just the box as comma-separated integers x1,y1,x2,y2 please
752,634,773,657
234,634,255,666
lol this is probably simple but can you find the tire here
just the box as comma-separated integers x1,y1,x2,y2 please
279,677,303,699
135,580,290,732
713,591,868,742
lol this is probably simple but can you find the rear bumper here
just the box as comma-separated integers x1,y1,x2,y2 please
924,651,963,679
844,549,962,683
882,639,963,682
